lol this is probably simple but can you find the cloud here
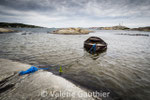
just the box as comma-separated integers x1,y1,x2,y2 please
0,0,150,27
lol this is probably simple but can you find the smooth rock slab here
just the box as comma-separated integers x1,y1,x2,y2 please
0,59,95,100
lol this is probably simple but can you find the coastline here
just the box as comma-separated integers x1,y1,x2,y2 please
0,58,95,100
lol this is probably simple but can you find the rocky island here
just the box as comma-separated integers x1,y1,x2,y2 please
90,25,130,30
52,28,93,35
131,26,150,32
90,26,150,32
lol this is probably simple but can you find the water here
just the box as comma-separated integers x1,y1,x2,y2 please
0,28,150,100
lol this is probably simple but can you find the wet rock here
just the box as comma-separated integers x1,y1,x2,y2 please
52,28,93,35
21,32,32,35
0,28,17,34
0,59,95,100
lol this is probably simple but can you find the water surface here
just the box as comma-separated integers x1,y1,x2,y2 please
0,28,150,100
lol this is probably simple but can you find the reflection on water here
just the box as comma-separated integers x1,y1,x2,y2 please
83,50,107,60
0,29,150,100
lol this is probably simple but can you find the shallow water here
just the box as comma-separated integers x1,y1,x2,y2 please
0,28,150,100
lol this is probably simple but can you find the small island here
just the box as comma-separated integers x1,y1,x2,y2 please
90,25,150,32
99,25,130,30
131,27,150,32
90,25,130,30
52,28,93,35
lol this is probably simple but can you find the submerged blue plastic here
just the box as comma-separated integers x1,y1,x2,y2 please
19,65,51,75
19,66,39,75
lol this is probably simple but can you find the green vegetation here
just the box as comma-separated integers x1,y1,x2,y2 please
0,22,43,28
59,66,63,73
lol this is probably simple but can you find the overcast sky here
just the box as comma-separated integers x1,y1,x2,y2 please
0,0,150,28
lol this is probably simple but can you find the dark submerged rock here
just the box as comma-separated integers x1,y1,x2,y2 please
117,33,149,37
21,32,32,35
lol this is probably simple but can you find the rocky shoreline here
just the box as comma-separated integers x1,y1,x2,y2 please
131,27,150,32
0,59,95,100
90,25,130,30
90,26,150,32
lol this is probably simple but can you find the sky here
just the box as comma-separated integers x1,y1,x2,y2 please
0,0,150,28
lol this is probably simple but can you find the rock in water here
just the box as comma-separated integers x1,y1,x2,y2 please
52,28,93,35
0,28,16,33
84,36,107,54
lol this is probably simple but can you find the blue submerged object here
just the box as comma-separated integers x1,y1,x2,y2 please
19,66,49,75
